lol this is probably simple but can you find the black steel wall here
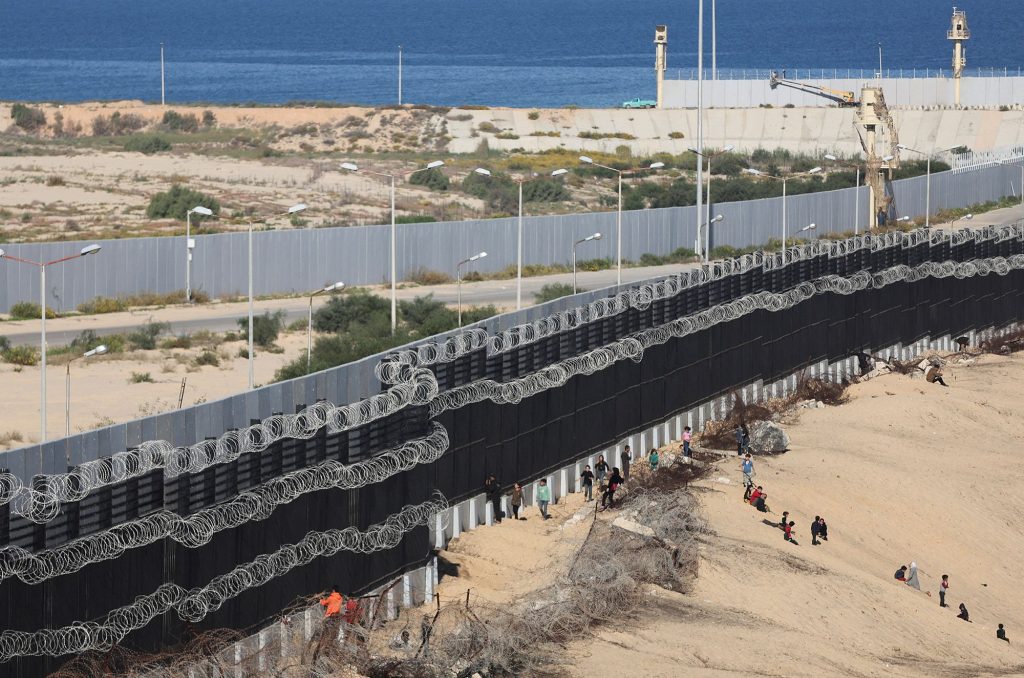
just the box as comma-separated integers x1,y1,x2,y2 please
2,228,1022,676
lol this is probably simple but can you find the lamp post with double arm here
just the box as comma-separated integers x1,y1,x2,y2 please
742,166,822,253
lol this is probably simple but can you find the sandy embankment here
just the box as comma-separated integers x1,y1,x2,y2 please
410,354,1024,678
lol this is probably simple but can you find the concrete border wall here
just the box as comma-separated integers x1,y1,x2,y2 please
664,76,1024,108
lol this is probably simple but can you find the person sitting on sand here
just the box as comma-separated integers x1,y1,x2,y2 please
894,565,908,582
817,517,828,541
997,623,1009,642
958,603,971,622
748,486,763,506
753,492,769,513
784,521,798,545
925,365,948,387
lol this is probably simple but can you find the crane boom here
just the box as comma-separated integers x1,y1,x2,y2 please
769,71,859,107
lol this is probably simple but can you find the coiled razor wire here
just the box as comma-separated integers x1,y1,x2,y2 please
0,495,447,661
0,367,438,524
0,424,448,586
430,255,1024,417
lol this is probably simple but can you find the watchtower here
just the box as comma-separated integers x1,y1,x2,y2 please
947,7,970,107
655,25,668,109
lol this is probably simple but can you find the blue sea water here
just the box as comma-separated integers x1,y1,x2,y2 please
0,1,1021,107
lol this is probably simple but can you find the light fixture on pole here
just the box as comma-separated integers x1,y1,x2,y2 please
896,216,911,223
475,166,567,309
185,205,213,303
579,157,664,283
952,213,974,226
898,144,958,229
66,344,107,438
456,251,487,327
306,282,344,371
248,203,307,390
800,222,817,237
690,145,734,261
743,166,822,253
572,232,602,294
342,160,445,333
0,243,102,441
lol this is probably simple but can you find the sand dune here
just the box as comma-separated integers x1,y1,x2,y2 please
425,353,1024,677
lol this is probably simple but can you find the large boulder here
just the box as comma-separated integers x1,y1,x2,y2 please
748,420,790,454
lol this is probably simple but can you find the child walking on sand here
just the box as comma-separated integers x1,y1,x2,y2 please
536,479,551,520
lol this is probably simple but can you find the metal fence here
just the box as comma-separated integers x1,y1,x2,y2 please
663,76,1024,108
2,161,1022,314
672,67,1024,81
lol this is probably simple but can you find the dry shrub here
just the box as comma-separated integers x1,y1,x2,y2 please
701,390,774,450
406,268,452,285
980,327,1024,355
793,373,850,406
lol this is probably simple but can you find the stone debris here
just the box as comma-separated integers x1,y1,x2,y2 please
748,420,790,454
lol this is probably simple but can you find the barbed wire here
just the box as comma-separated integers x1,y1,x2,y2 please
0,495,447,661
431,255,1024,416
0,424,449,586
0,367,438,524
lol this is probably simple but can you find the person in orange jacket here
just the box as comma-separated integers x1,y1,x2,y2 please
320,584,343,617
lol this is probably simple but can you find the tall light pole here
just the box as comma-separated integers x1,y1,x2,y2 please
248,203,307,389
160,43,166,106
342,160,444,333
456,251,487,327
66,344,107,438
578,157,664,283
0,243,102,441
306,282,344,371
572,232,602,294
398,45,403,105
711,0,717,80
900,144,958,229
690,145,734,261
185,205,213,303
695,0,705,256
743,167,822,252
474,167,567,308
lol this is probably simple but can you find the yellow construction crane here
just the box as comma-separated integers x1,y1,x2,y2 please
769,71,859,107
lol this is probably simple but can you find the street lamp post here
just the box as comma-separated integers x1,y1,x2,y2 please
743,167,822,253
899,144,958,229
474,167,568,308
342,160,444,332
578,158,664,283
66,344,107,438
248,203,307,389
0,243,102,441
185,205,213,303
572,232,602,294
456,251,487,327
307,281,344,371
690,146,734,261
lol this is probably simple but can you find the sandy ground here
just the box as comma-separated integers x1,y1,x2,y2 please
394,353,1024,678
0,330,308,446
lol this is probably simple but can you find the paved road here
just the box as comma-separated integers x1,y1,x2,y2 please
4,204,1020,348
0,263,695,347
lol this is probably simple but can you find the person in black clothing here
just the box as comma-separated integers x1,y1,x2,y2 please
594,455,610,485
894,565,908,582
997,624,1009,643
818,517,828,541
752,492,769,513
484,474,502,524
602,467,624,509
580,465,595,501
958,603,971,622
621,445,632,482
810,515,822,545
778,511,789,530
